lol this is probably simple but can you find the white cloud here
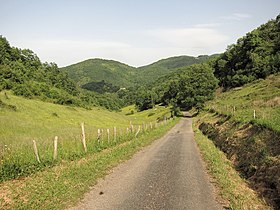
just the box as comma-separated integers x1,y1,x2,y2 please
194,23,221,28
11,39,132,66
146,27,229,51
10,26,229,67
221,13,252,21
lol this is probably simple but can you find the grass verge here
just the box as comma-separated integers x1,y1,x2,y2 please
193,118,271,210
0,118,179,210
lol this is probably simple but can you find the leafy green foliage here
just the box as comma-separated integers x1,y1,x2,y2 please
137,63,218,111
213,14,280,88
60,54,216,109
176,64,218,110
82,80,120,93
135,88,158,111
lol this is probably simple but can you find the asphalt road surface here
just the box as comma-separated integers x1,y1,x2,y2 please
70,117,221,210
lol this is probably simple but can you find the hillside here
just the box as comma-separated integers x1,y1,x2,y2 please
135,55,217,85
0,91,128,146
0,36,124,110
60,55,215,90
196,74,280,208
207,74,280,132
0,90,173,181
60,58,137,88
0,91,171,148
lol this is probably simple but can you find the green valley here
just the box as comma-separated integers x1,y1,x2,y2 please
0,12,279,210
60,55,215,90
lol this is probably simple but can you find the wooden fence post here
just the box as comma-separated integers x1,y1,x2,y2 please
97,129,101,144
101,129,104,143
107,128,110,143
53,136,58,160
32,140,41,163
135,125,141,138
114,126,117,142
130,121,134,133
81,122,87,152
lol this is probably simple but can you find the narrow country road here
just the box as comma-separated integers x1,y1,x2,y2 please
70,117,221,210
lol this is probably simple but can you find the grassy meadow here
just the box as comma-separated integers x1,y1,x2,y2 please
0,91,172,181
206,74,280,132
0,117,179,210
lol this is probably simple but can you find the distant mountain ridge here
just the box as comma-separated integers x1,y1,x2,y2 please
61,55,216,91
134,55,218,85
60,58,136,88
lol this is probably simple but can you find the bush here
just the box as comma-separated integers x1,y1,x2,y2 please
12,84,33,98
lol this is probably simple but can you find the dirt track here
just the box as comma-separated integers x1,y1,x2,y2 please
70,117,221,210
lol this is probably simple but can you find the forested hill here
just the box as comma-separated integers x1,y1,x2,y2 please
0,35,216,110
60,59,137,88
60,55,215,90
133,14,280,112
0,36,125,110
213,14,280,88
135,55,218,85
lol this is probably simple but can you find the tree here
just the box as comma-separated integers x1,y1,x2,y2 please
213,14,280,89
135,89,157,111
163,64,218,111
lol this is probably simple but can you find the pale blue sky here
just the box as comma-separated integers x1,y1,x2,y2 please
1,0,279,67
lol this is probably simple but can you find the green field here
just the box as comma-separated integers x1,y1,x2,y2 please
206,74,280,132
0,91,172,181
0,91,170,145
0,117,179,210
